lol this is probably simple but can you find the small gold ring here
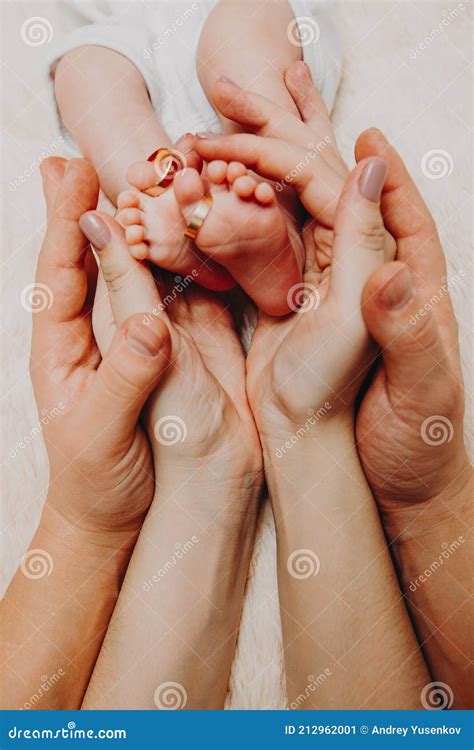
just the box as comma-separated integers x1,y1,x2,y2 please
184,195,213,240
142,147,185,197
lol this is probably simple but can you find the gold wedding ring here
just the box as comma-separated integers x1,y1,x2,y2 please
184,194,213,240
143,147,184,197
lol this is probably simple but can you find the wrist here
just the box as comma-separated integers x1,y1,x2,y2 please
381,465,473,544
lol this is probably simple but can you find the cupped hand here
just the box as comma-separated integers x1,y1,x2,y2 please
353,129,471,514
80,206,263,489
31,158,172,537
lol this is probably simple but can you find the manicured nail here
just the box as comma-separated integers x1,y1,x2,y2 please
380,265,415,310
218,75,239,87
79,212,110,250
126,324,163,357
196,132,212,139
359,158,387,202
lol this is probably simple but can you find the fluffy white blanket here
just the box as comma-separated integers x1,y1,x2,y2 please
2,0,472,709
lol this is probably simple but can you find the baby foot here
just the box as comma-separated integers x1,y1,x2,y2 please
120,159,303,315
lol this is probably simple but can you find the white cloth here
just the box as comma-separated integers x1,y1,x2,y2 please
48,0,341,147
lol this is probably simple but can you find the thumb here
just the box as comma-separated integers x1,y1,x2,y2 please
82,314,171,444
362,262,448,399
330,157,387,320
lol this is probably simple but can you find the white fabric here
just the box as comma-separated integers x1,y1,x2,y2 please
47,0,342,147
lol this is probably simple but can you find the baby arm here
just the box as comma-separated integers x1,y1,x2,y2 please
54,46,171,203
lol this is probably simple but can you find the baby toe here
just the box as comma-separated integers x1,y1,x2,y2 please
255,181,276,205
206,160,228,184
232,174,258,199
125,225,146,245
126,160,158,191
227,161,247,184
130,242,149,261
173,168,205,220
116,207,143,227
117,190,140,210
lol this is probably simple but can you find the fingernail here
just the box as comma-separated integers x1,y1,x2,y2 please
79,212,110,250
380,265,415,310
126,323,164,358
196,132,212,139
218,75,239,87
359,158,387,202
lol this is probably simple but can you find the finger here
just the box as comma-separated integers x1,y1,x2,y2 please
92,271,116,356
355,128,459,346
210,78,308,142
284,61,332,137
80,314,171,443
192,133,341,225
362,262,453,404
79,211,171,332
355,129,447,289
35,159,99,325
330,158,387,319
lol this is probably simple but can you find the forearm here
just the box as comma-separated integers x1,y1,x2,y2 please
54,46,170,202
264,417,429,709
382,469,473,708
82,466,262,709
0,503,135,709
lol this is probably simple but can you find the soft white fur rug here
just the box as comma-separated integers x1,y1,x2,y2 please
2,1,472,709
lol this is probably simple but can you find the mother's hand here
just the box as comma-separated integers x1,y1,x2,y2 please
31,157,171,538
